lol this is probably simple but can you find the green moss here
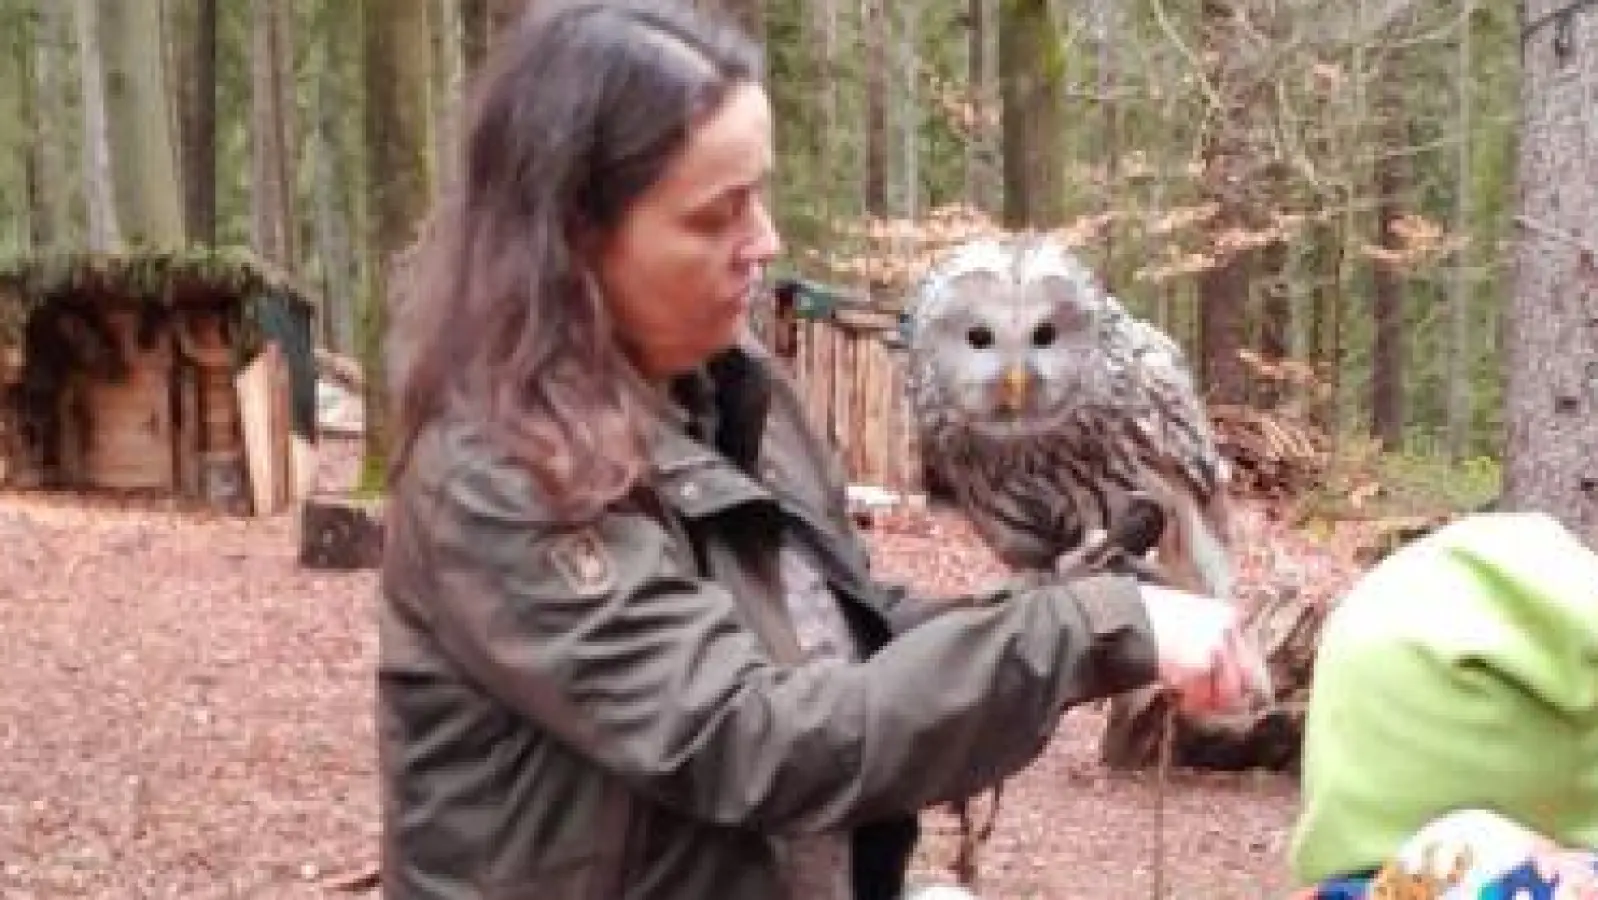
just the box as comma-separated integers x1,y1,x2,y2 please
355,449,388,499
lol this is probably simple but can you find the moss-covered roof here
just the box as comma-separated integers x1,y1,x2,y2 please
0,245,315,309
0,246,321,439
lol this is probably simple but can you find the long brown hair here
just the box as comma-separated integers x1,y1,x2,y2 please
389,0,761,520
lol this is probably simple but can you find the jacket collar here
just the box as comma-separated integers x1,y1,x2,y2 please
645,340,776,520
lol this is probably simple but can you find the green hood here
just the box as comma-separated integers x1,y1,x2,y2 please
1290,512,1598,885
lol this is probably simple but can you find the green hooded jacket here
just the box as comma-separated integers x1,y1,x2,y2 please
1291,512,1598,885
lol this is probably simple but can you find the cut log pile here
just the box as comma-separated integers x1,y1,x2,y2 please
1208,404,1330,500
1098,581,1329,774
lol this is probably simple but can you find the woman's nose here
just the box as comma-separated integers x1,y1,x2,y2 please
742,199,782,264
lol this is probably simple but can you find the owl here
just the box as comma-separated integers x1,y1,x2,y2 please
904,234,1233,598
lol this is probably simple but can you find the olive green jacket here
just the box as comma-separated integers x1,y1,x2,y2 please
377,342,1159,899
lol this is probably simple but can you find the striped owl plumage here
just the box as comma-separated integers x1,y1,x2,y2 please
905,235,1233,597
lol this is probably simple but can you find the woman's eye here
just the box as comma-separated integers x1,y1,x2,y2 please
1032,322,1057,347
688,195,744,233
967,326,995,349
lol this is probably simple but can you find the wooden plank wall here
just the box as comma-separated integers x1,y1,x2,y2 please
791,320,921,492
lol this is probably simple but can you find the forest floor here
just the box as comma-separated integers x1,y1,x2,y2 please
0,436,1373,899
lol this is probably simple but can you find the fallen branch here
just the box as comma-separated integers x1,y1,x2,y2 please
321,863,380,894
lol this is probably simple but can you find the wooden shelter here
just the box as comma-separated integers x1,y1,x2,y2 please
771,279,925,493
0,248,318,516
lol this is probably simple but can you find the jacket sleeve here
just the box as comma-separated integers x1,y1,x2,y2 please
407,455,1159,834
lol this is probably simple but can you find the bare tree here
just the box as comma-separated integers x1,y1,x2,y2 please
1502,0,1598,541
174,0,218,244
1445,0,1475,459
362,0,434,467
251,0,296,268
999,0,1063,226
864,0,888,217
963,0,999,213
74,0,119,250
95,0,185,247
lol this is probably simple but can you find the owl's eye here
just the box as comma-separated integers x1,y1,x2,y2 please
966,326,995,350
1032,323,1058,348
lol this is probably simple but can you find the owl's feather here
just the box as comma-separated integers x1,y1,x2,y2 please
904,234,1233,597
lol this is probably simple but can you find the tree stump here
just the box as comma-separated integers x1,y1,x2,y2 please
299,494,386,570
1099,584,1325,772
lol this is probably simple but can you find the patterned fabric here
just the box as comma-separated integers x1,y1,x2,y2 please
778,538,863,663
1294,809,1598,899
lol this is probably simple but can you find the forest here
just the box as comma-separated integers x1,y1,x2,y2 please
1,0,1593,531
0,1,1594,896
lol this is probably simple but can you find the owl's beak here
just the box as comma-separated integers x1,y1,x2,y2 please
999,366,1031,411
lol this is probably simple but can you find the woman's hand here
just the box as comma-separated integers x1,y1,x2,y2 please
1138,584,1273,715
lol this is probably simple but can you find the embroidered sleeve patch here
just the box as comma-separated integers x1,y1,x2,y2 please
546,528,617,596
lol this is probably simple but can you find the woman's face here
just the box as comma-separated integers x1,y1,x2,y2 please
594,82,781,379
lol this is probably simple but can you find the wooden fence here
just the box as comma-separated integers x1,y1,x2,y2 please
785,311,924,492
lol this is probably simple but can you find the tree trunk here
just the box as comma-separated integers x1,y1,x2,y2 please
897,0,920,220
863,0,889,219
1370,132,1407,450
362,0,434,473
174,0,218,245
95,0,185,247
1094,0,1119,272
74,0,120,251
815,0,839,217
251,0,297,269
311,1,358,357
964,0,999,213
17,3,44,249
1198,236,1251,405
460,0,488,73
1445,0,1475,460
1502,0,1598,544
431,0,464,191
487,0,522,37
29,0,75,248
1257,243,1292,409
999,0,1063,227
1196,0,1249,406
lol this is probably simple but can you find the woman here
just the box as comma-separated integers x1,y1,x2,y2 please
379,2,1265,898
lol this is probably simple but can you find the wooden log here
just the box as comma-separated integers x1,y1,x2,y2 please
1098,584,1323,773
838,335,858,477
185,313,240,456
83,309,176,491
872,343,892,487
894,356,919,493
804,323,821,427
862,344,878,488
881,353,898,492
860,339,875,481
299,494,385,570
176,362,201,498
824,326,837,447
236,343,291,516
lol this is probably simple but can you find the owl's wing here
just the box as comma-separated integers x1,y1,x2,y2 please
1108,312,1236,596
